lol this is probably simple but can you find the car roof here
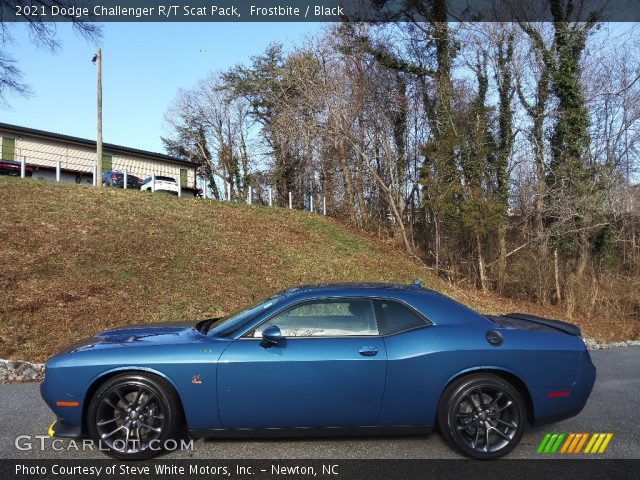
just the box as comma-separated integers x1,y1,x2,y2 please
274,282,489,327
281,282,428,296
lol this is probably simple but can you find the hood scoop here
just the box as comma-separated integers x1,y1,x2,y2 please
97,332,164,343
60,321,199,354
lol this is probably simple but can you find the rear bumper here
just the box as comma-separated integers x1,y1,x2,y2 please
533,406,586,427
531,349,596,426
142,183,179,193
155,186,179,194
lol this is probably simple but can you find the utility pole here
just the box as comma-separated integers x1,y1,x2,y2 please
93,49,103,187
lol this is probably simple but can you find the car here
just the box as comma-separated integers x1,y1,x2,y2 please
102,170,143,189
0,159,33,177
41,282,596,460
140,175,179,195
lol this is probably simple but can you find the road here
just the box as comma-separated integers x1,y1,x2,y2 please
1,347,638,459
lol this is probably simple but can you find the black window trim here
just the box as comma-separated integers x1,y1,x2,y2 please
372,298,433,337
237,295,432,340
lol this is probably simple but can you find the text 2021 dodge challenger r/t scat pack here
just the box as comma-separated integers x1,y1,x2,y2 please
41,282,596,459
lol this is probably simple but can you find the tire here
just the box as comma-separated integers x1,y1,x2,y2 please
437,373,526,459
87,373,181,460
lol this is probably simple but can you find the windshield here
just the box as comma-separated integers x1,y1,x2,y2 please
207,294,283,337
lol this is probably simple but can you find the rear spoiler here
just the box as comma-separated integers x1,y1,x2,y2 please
503,313,581,336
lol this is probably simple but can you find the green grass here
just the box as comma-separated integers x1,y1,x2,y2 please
0,177,617,361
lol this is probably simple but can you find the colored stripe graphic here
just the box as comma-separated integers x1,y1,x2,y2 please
544,434,559,453
591,434,607,453
598,434,613,453
567,433,583,453
537,433,552,453
538,433,613,454
574,433,589,453
584,433,599,453
550,433,566,453
560,433,575,453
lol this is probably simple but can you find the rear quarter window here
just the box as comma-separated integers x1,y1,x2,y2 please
374,299,428,335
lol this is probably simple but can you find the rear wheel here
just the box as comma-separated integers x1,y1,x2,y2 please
87,373,181,460
438,373,526,459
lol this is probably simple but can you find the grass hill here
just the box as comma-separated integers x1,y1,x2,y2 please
0,177,628,362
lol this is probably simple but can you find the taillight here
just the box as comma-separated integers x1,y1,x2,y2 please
111,173,118,179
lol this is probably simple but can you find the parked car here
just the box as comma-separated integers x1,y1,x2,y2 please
140,175,179,195
0,159,32,177
41,282,595,460
102,170,142,189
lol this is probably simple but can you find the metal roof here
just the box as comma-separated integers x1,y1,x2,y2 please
0,122,196,169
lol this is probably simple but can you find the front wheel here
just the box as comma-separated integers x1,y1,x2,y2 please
87,373,181,460
438,373,526,459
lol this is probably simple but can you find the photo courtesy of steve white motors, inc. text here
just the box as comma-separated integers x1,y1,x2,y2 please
14,463,339,477
13,3,346,19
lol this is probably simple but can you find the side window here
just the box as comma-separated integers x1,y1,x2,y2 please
254,299,378,338
373,300,427,335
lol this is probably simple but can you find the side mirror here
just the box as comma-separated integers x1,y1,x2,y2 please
262,325,282,344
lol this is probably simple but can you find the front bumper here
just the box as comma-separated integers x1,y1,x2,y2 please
48,419,82,439
40,367,84,438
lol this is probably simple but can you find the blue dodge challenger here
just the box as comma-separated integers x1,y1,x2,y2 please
41,282,596,459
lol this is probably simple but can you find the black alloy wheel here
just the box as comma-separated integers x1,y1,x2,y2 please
87,373,180,460
438,373,526,459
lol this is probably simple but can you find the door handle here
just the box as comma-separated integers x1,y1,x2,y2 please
359,346,378,356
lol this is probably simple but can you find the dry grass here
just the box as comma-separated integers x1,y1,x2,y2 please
0,177,633,362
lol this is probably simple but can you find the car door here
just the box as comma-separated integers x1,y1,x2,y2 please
217,298,387,429
371,298,436,426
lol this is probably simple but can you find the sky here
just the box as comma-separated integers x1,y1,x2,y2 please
0,22,324,154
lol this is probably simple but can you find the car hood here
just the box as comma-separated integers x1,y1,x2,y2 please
57,320,203,355
95,320,200,339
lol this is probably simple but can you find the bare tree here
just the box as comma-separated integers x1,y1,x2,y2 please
162,18,640,325
0,1,100,102
163,76,253,200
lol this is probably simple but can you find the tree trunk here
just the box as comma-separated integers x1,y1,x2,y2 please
565,242,589,319
434,212,440,275
497,224,507,292
588,272,599,319
338,142,357,224
476,232,487,292
537,241,549,305
554,248,561,305
535,127,549,304
207,171,220,200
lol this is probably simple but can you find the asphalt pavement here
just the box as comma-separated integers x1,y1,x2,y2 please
1,347,638,459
